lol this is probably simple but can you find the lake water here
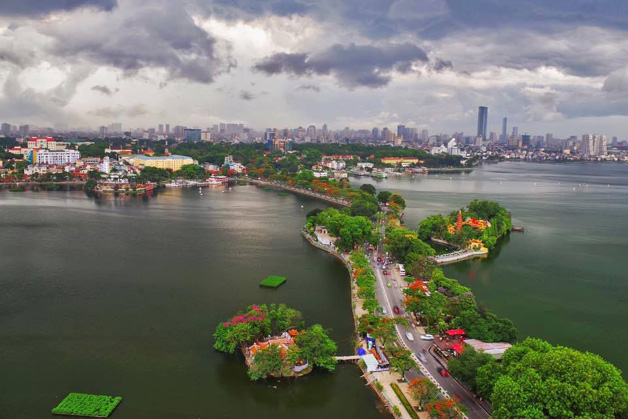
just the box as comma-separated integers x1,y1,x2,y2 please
356,161,628,376
0,186,386,418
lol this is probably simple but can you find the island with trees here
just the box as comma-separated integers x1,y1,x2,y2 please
213,304,338,381
418,199,512,251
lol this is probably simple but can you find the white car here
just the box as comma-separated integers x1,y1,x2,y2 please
420,334,434,341
405,332,415,341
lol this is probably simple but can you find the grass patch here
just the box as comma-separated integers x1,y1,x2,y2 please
52,393,122,418
261,186,272,191
260,275,287,288
277,191,290,196
390,383,419,419
9,187,25,192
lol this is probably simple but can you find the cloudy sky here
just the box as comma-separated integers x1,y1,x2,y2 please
1,0,628,137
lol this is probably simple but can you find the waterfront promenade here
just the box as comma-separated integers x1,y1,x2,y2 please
244,178,351,207
429,238,489,265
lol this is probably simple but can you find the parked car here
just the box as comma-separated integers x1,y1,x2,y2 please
393,306,400,315
437,367,450,377
383,270,390,275
381,307,388,315
405,332,415,341
417,352,427,363
420,334,434,341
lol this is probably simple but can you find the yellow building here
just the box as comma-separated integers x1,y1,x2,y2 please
131,154,194,171
380,157,420,165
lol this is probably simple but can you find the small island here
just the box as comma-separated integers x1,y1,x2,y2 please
419,199,512,251
213,304,338,380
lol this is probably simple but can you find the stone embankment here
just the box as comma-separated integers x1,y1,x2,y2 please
245,178,351,207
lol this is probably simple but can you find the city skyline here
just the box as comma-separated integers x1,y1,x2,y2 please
3,2,628,137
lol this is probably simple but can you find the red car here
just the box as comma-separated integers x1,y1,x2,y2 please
437,367,450,377
393,306,400,315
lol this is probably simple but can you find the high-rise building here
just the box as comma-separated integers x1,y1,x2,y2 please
501,118,507,142
165,124,170,134
99,126,108,138
421,129,429,142
184,128,202,142
158,124,164,134
512,126,519,139
19,125,30,137
306,125,316,139
477,106,488,139
382,127,392,143
612,136,618,147
372,127,380,141
397,125,405,139
1,123,11,136
582,134,607,157
521,135,531,147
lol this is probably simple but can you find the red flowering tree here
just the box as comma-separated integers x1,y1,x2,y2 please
425,397,466,419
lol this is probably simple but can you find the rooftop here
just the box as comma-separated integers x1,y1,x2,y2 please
132,154,192,160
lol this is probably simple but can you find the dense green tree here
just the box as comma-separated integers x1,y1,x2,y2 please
385,227,435,264
359,183,376,196
418,214,449,242
139,167,173,183
349,199,379,217
388,346,415,378
447,346,497,394
247,343,286,381
294,324,338,371
407,255,438,280
377,190,392,204
388,193,406,209
312,208,376,251
176,164,205,179
489,338,628,419
306,208,323,219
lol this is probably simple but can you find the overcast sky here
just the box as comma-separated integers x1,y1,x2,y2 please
1,0,628,137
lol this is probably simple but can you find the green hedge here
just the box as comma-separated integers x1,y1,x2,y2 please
390,383,419,419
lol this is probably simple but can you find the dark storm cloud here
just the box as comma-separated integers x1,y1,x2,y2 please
42,2,233,84
0,0,116,16
254,43,428,88
297,84,321,92
239,90,255,100
91,85,116,95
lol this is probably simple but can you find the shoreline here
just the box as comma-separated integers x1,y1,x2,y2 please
301,229,420,419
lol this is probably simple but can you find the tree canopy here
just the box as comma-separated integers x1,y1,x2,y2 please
488,338,628,419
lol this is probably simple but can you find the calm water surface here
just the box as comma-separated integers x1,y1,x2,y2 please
0,186,386,418
357,162,628,376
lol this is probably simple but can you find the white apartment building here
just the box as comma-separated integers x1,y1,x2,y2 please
31,149,81,165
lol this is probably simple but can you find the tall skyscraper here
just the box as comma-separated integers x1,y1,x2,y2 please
477,106,488,139
397,125,405,138
582,134,607,156
512,126,519,139
158,124,164,134
501,117,507,142
371,127,380,141
165,124,170,134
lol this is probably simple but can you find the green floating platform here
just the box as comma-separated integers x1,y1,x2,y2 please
260,275,287,288
52,393,122,418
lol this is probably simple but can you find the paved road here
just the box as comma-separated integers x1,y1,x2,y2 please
371,223,490,419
